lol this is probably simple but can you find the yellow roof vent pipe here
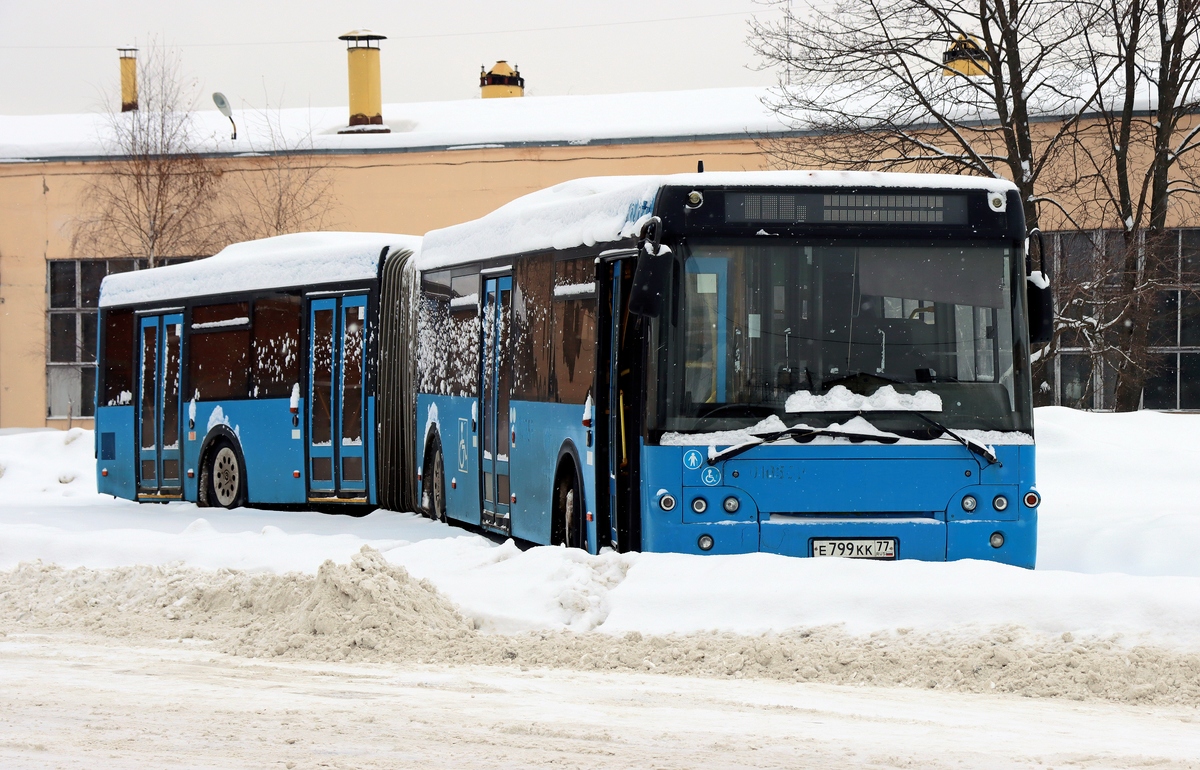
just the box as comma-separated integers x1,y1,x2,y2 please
942,34,989,77
480,61,524,98
118,47,137,112
338,30,390,133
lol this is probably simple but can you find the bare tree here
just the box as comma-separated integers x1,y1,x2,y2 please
72,45,224,266
225,102,338,241
749,0,1105,232
1058,0,1200,408
1039,229,1187,408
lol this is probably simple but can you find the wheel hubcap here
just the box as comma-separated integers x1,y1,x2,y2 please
213,448,239,507
564,487,578,547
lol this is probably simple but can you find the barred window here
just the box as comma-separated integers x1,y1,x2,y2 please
1047,228,1200,410
47,259,145,419
47,258,197,418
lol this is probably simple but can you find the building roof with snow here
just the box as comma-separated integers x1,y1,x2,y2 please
0,87,789,163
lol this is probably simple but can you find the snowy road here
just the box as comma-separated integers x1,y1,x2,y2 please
2,633,1198,770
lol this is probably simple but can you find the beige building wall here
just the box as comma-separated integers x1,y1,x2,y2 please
0,137,772,429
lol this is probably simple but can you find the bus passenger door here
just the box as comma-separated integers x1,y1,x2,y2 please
600,258,639,552
137,312,183,499
307,294,369,501
606,262,623,549
480,276,512,534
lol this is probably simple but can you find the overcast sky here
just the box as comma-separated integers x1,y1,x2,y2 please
0,1,781,116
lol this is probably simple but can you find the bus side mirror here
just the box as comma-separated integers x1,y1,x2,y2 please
629,217,672,318
1027,272,1054,345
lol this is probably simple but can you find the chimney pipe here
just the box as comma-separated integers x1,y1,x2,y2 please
337,30,389,133
480,61,524,99
118,47,137,112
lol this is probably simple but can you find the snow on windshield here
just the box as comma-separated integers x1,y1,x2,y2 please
786,385,943,413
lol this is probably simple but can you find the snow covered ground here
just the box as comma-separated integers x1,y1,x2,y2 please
1,408,1199,766
3,409,1200,642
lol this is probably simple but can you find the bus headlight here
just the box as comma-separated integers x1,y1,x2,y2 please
992,495,1009,511
659,494,676,511
723,496,739,513
698,534,714,551
961,495,978,512
1024,491,1040,508
989,531,1005,548
692,497,708,514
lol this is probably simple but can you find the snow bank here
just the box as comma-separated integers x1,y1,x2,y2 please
6,546,1200,705
0,428,98,504
1034,406,1200,576
417,171,1018,267
4,406,1200,655
99,232,420,307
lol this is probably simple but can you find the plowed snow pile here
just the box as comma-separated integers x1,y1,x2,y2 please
4,546,1198,707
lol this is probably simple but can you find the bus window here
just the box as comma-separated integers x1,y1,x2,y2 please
512,252,553,401
341,304,364,450
189,303,250,400
251,295,301,398
139,323,157,457
683,265,724,405
657,241,1020,433
101,309,134,406
421,270,452,297
311,306,334,462
553,257,597,404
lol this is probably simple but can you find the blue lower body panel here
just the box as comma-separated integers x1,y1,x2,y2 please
95,406,136,500
187,398,307,505
640,442,1038,566
415,395,600,552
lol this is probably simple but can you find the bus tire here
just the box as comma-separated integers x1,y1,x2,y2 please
422,441,447,522
553,464,586,550
202,439,246,509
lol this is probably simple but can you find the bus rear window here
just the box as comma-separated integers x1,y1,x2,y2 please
101,309,134,406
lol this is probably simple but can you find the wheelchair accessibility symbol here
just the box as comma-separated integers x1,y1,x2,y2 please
700,466,722,486
682,449,704,470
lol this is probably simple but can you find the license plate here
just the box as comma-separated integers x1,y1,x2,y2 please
811,538,897,560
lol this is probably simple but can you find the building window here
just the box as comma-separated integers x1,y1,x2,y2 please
1048,228,1200,411
46,258,143,419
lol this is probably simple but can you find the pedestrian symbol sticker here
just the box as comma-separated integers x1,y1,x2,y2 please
701,466,722,486
683,449,704,470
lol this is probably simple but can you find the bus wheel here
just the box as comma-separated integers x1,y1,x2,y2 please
423,444,447,522
204,440,245,509
554,467,585,550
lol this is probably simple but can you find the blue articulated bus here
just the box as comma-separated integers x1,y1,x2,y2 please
95,232,421,509
96,172,1053,567
411,172,1051,567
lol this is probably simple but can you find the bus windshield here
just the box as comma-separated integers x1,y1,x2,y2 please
650,238,1030,436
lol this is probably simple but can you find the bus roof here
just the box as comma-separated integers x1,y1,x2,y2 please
99,231,421,308
416,171,1019,269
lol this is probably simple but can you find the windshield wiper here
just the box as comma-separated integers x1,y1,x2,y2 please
900,411,1000,467
707,426,899,465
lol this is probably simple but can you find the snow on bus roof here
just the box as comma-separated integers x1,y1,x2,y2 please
416,170,1018,269
99,231,420,307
